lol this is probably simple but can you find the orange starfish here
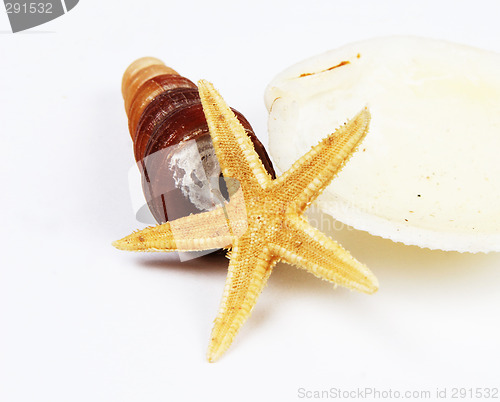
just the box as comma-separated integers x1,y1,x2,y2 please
113,80,378,362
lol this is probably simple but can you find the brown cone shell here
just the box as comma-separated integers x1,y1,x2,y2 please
122,57,276,224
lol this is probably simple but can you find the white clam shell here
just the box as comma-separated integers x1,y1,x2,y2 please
265,36,500,253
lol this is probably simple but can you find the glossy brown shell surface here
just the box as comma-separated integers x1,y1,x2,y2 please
122,57,276,224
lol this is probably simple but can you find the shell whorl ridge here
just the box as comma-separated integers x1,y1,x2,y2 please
122,57,276,224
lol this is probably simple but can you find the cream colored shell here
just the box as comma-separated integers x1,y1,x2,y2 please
265,36,500,253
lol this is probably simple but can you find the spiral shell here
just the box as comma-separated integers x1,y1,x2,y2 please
122,57,275,224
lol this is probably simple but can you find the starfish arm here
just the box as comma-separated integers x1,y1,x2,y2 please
272,108,370,212
112,202,247,252
271,216,378,294
198,80,272,191
207,236,276,362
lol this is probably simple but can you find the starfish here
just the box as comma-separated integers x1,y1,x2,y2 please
113,80,378,362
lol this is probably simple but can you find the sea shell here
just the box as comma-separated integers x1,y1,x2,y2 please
122,57,275,224
265,36,500,253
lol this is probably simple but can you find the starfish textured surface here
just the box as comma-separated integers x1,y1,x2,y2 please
114,80,378,362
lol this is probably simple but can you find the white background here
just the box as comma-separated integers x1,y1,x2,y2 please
1,1,500,401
